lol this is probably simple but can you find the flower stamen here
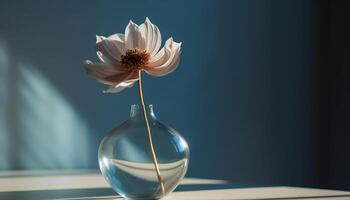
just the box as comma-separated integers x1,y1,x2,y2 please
121,48,150,70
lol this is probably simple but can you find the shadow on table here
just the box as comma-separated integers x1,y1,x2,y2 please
2,183,350,200
0,183,239,200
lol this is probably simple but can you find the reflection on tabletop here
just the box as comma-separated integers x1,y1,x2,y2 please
0,171,350,200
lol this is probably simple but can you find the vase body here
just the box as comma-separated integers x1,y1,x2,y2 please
98,104,190,199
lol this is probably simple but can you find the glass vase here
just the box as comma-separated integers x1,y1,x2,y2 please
98,104,190,199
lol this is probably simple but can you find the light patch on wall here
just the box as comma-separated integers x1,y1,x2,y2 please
0,43,10,169
0,42,91,169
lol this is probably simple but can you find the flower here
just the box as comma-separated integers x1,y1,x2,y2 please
84,18,182,93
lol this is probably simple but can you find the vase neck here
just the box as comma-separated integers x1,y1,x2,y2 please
130,104,156,118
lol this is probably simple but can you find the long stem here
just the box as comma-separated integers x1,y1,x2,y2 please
137,70,165,194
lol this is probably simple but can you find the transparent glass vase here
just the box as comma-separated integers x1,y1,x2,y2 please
98,104,190,199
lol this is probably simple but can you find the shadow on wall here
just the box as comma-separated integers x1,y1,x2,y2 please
0,39,91,169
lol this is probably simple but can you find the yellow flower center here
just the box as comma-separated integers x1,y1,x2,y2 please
121,48,150,70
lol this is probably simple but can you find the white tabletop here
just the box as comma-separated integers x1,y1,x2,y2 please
0,170,349,200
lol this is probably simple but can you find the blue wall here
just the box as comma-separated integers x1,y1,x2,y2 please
0,0,342,189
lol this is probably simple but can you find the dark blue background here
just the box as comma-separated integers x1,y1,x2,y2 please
0,0,349,191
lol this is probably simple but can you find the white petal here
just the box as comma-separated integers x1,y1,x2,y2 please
103,79,137,93
108,33,125,42
96,35,125,64
84,60,129,85
150,24,161,56
145,50,181,76
103,71,139,93
125,20,144,50
145,18,153,52
145,38,181,76
147,38,172,67
156,50,181,75
142,18,162,56
138,24,147,51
